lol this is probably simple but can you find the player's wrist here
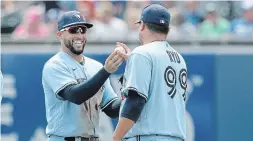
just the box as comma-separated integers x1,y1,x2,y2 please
112,134,121,141
103,66,112,74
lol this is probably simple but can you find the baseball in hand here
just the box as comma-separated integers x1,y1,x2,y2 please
114,46,127,54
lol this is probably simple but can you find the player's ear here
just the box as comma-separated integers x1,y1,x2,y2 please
140,22,145,31
56,31,63,39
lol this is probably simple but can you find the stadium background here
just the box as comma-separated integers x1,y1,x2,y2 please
1,1,253,141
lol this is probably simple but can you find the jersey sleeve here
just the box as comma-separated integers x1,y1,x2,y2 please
42,61,77,100
122,53,152,102
100,78,119,110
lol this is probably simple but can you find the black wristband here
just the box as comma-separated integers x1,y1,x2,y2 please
120,90,146,122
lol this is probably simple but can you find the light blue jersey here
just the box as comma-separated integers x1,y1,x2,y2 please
121,41,187,140
42,52,118,137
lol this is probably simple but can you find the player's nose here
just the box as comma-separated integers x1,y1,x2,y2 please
74,32,86,40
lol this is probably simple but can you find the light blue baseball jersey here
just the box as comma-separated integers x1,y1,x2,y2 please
42,51,118,137
121,41,187,140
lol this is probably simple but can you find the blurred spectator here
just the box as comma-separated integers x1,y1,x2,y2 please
112,1,127,19
45,8,64,34
124,8,141,42
89,1,128,42
76,1,96,23
42,1,60,13
168,11,197,40
229,2,253,39
1,1,22,34
126,1,151,10
122,1,151,42
166,8,182,40
39,1,63,34
153,1,175,9
183,1,204,26
162,1,175,9
56,0,76,11
1,0,15,15
198,3,230,39
76,1,97,40
11,5,50,40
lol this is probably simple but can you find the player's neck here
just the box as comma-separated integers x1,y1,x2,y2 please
62,49,83,63
71,55,83,63
144,34,167,44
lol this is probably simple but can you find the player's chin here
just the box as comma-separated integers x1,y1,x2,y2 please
73,44,84,50
71,47,83,55
76,48,84,53
73,50,83,55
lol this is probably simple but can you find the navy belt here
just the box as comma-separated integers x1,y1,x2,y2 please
122,134,184,141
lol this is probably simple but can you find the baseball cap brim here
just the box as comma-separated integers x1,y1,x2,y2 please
63,22,93,29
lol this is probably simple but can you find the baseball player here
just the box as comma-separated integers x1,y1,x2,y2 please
42,11,128,141
113,4,187,141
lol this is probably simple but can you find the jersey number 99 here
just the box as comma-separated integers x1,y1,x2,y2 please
164,66,187,101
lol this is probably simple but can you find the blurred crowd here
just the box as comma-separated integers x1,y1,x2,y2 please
1,0,253,42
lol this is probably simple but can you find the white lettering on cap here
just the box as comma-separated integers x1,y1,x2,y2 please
74,14,81,19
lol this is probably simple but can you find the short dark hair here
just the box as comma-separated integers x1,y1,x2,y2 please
145,23,170,35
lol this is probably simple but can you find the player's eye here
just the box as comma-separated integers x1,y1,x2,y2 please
66,26,87,34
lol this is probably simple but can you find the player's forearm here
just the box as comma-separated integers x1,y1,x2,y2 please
102,98,122,118
59,68,110,105
113,91,146,140
113,117,135,141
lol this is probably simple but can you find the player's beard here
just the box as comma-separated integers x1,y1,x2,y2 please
64,39,86,55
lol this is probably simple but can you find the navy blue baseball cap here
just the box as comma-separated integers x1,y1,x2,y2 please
136,4,170,27
57,11,93,31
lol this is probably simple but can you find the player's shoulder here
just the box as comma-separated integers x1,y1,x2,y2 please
132,41,161,53
43,52,67,70
130,43,157,61
84,56,103,68
131,44,151,57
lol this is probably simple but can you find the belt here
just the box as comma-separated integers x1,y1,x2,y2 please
64,136,99,141
122,134,184,141
122,136,140,141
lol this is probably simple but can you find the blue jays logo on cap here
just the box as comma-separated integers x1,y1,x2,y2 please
57,10,93,31
136,4,170,26
73,14,81,19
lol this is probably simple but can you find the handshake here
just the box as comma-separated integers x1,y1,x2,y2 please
104,42,131,73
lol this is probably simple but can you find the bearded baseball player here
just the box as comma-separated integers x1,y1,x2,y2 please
42,11,129,141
